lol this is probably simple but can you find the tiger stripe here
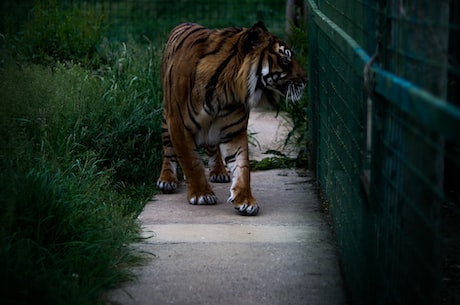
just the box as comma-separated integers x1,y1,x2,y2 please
156,22,306,216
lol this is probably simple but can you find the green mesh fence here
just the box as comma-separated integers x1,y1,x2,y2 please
103,0,287,41
0,0,287,43
308,0,460,304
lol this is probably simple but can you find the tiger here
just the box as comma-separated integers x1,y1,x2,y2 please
156,21,307,216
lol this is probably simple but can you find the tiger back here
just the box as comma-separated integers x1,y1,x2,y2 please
157,22,306,216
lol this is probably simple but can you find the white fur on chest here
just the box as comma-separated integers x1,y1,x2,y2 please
247,61,266,108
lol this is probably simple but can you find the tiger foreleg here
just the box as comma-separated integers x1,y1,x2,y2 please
220,133,259,216
206,145,231,183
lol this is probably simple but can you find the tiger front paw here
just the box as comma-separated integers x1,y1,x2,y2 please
227,189,259,216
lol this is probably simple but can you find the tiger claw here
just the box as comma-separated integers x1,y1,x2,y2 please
228,195,259,216
235,204,259,216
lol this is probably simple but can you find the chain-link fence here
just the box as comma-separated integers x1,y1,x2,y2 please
308,0,460,304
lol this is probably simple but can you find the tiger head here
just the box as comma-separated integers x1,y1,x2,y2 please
244,21,307,104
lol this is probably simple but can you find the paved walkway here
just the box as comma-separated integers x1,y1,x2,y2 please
107,108,346,305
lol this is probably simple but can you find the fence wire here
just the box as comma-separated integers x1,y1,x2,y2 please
308,0,460,304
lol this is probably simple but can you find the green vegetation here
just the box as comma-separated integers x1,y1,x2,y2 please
283,22,310,169
0,42,162,303
0,0,308,304
21,0,105,65
250,156,297,171
1,2,163,303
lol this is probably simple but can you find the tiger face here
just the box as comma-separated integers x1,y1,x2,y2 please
262,42,306,101
157,22,307,216
244,21,307,106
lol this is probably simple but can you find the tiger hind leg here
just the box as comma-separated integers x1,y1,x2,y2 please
157,116,179,193
206,145,231,183
165,119,217,205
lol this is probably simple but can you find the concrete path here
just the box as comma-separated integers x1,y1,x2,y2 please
107,108,346,305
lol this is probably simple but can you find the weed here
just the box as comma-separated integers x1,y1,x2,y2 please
283,22,309,168
250,155,297,171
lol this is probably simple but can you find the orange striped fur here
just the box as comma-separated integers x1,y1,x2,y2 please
157,22,306,215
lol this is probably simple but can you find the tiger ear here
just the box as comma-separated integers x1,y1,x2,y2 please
244,21,269,52
251,21,268,33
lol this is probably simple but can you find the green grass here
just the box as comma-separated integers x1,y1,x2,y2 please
0,35,163,305
0,162,142,305
0,1,308,304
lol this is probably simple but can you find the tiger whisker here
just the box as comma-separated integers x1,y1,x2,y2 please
286,83,304,105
